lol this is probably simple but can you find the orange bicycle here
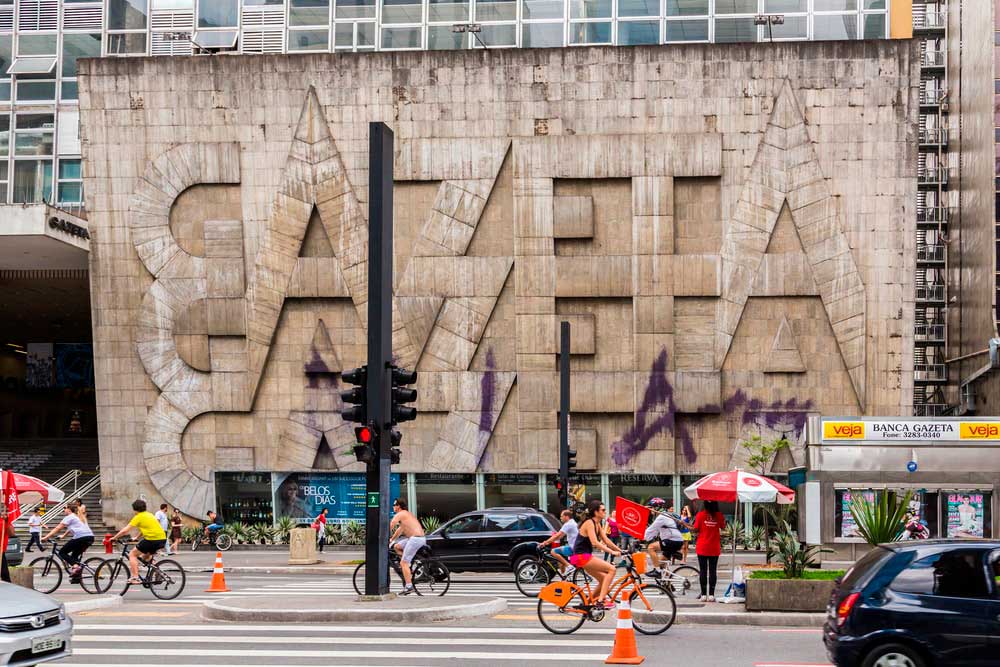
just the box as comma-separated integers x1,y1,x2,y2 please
536,552,676,635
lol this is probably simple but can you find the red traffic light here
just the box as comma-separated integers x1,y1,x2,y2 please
554,480,564,490
356,426,374,444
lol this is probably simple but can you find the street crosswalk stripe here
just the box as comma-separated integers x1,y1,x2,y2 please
73,623,614,635
72,635,609,647
72,648,603,661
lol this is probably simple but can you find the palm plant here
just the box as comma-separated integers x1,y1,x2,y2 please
250,523,274,545
722,519,745,549
324,522,342,545
770,520,832,578
848,490,912,545
420,516,442,534
181,526,200,544
343,520,365,545
224,521,250,544
275,516,296,544
744,525,766,551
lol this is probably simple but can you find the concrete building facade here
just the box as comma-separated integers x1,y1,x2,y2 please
78,41,919,524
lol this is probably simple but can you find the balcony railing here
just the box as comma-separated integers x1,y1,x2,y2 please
914,323,946,342
916,284,946,302
917,206,949,224
914,363,948,382
919,90,946,106
914,11,946,31
913,403,949,417
919,128,948,146
921,50,946,68
916,244,946,263
917,168,948,185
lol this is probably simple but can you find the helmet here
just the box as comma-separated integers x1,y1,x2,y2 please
647,497,667,509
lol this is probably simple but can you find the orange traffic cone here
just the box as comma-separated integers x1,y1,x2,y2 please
605,596,645,665
204,552,231,592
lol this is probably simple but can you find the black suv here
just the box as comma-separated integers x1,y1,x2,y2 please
824,539,1000,667
424,507,560,573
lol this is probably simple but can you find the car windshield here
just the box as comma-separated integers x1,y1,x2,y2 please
841,546,893,590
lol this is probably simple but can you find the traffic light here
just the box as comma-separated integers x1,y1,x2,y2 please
340,366,368,424
554,478,568,509
353,424,376,463
390,366,418,424
389,428,402,465
566,445,577,476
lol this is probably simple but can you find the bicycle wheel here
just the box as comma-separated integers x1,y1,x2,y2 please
412,559,450,597
93,559,127,595
352,561,399,595
537,585,588,635
514,559,552,598
629,582,676,635
148,559,186,600
667,565,700,597
215,534,233,551
29,557,62,594
79,557,106,594
571,565,596,590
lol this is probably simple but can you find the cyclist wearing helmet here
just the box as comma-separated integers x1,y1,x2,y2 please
643,497,684,578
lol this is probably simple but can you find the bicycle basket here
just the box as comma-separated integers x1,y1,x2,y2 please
538,581,577,605
631,552,649,575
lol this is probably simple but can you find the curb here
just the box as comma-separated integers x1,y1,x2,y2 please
201,597,508,623
64,596,124,614
194,566,357,575
673,611,825,627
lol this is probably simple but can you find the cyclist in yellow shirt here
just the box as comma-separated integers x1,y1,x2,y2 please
110,499,168,584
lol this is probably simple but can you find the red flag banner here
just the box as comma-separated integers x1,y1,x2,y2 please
0,469,19,555
614,496,650,540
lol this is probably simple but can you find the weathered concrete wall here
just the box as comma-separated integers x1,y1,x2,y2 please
78,42,919,522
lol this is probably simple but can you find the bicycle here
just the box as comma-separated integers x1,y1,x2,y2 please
537,552,676,635
28,540,105,595
190,527,232,552
352,545,451,597
94,541,186,600
640,546,700,597
514,545,592,598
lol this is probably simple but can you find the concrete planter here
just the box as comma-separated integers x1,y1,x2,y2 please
746,577,836,612
10,566,34,590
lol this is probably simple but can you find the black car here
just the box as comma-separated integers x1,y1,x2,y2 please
4,534,23,566
424,507,560,573
824,539,1000,667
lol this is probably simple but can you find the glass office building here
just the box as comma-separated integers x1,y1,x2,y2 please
0,1,894,211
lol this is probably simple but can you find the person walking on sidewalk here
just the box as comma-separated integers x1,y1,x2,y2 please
389,498,425,596
155,503,172,555
691,500,725,602
41,503,94,583
312,508,329,552
25,509,42,552
169,508,182,554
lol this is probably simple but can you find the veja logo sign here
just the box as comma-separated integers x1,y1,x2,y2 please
959,423,1000,440
823,422,865,439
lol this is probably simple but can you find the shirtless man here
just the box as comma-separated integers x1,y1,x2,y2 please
389,498,425,595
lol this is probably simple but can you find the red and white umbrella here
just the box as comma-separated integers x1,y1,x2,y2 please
684,469,795,505
6,471,65,505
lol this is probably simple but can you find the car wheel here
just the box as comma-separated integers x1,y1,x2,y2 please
512,555,536,574
861,643,926,667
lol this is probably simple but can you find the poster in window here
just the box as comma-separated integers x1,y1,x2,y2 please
25,343,53,388
946,493,984,538
272,472,400,524
902,491,930,540
839,490,875,538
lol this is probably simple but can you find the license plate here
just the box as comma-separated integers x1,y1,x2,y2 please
32,636,63,654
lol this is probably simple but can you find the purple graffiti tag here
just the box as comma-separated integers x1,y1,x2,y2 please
723,389,813,439
611,348,692,465
479,349,497,433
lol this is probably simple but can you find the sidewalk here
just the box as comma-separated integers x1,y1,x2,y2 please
203,594,507,623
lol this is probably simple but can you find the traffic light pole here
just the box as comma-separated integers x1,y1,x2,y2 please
558,321,570,508
364,122,394,596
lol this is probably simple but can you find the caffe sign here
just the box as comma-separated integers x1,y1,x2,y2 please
822,419,1000,443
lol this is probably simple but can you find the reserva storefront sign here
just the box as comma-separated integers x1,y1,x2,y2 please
821,419,1000,442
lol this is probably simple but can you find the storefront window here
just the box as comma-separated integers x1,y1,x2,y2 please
835,489,875,539
484,473,539,510
216,472,274,525
415,473,476,522
610,474,672,507
545,473,602,515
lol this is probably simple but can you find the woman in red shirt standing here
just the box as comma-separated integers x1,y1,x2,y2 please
691,500,725,602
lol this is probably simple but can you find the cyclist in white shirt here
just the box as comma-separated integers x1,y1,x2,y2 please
537,509,579,576
644,498,683,578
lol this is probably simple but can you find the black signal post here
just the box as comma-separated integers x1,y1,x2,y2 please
558,321,574,509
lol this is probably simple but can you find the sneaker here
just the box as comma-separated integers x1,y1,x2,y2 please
707,595,716,602
601,597,617,610
399,585,416,596
697,594,707,601
647,569,662,579
564,566,576,577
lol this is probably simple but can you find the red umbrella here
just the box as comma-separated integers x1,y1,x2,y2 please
684,470,795,504
7,471,65,505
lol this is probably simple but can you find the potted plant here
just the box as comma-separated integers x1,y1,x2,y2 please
746,521,836,612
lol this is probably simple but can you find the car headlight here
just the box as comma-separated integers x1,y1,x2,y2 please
58,605,66,621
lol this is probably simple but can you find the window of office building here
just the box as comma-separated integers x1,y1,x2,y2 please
57,158,82,206
290,0,330,25
288,29,330,50
334,21,377,49
485,473,540,510
198,0,238,27
382,25,422,48
428,25,466,49
414,473,476,523
12,159,52,204
60,33,101,102
0,113,8,202
522,22,563,47
0,35,10,104
336,0,377,20
618,20,658,45
108,0,148,30
476,0,516,21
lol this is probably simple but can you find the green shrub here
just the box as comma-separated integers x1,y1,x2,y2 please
744,525,766,551
181,526,200,544
343,520,365,545
250,523,274,545
749,569,845,581
848,490,912,546
769,520,832,579
324,522,342,544
722,519,744,549
275,516,296,544
223,521,250,543
420,516,442,534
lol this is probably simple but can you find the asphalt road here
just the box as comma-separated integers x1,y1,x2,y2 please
54,572,832,667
